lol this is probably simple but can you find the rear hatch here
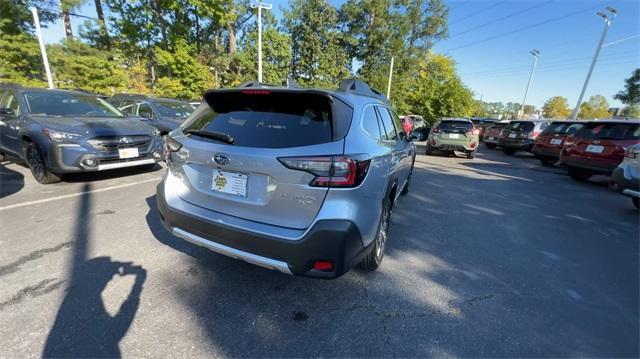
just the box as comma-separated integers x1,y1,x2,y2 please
503,121,534,140
484,124,507,139
169,89,352,230
435,121,474,142
569,122,640,165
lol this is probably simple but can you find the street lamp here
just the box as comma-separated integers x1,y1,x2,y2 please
519,49,540,120
250,2,272,83
570,6,617,120
31,7,54,89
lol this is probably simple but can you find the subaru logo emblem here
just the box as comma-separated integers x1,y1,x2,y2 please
119,137,131,144
214,153,230,165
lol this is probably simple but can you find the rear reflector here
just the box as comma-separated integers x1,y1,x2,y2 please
313,261,334,271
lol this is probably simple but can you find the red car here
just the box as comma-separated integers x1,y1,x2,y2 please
401,116,413,135
560,120,640,181
532,121,585,166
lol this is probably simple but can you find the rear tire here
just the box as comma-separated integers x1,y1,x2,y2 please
425,142,433,155
568,167,591,182
25,142,61,184
401,162,414,195
502,148,516,155
538,157,556,166
485,143,496,150
632,197,639,210
359,199,391,272
466,150,476,159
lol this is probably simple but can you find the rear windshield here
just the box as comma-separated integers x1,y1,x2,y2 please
489,123,508,130
576,123,639,140
543,122,567,134
183,91,336,148
438,121,473,132
506,121,534,132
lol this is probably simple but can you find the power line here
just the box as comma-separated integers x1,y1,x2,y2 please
603,34,640,47
449,0,554,38
464,59,638,80
449,0,508,26
443,2,608,52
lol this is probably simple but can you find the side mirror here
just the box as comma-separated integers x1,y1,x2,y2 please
0,108,15,116
409,131,424,141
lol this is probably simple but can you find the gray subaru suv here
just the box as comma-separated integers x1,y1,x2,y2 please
156,80,416,278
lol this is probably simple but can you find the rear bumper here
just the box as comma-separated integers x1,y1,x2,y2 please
499,138,534,151
561,156,617,175
532,145,561,159
156,179,368,279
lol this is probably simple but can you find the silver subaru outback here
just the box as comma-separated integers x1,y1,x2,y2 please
156,80,416,278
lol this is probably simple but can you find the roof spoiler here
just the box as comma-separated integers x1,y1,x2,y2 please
338,79,388,103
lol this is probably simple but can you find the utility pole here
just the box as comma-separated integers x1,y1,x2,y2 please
570,6,617,120
386,57,394,99
519,49,539,120
31,7,54,89
251,2,272,83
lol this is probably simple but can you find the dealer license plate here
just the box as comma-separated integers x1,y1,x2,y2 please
212,169,248,197
118,147,139,159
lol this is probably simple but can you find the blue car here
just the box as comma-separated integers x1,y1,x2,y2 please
0,86,163,184
107,94,196,135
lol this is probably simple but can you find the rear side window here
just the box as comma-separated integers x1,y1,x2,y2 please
576,123,640,140
563,123,584,135
362,106,382,140
376,106,397,140
507,122,534,132
185,91,337,148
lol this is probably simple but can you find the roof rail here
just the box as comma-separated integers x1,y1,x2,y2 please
338,79,388,103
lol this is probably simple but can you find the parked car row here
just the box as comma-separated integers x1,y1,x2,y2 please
480,118,640,209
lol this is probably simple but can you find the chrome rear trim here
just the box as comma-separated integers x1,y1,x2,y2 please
171,227,293,275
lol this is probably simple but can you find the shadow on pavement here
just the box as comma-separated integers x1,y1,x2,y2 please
0,159,24,199
43,183,146,358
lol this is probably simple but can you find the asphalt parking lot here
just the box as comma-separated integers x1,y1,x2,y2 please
0,145,638,358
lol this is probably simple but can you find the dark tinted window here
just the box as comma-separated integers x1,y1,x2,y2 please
1,91,20,115
563,123,584,135
439,121,473,132
506,121,534,132
138,103,154,118
376,106,397,140
362,106,382,140
184,91,333,148
489,123,508,130
576,123,639,140
543,123,566,134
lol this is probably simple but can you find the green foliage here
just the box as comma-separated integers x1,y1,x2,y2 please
542,96,570,119
0,0,58,35
405,55,474,124
47,40,129,95
614,68,640,106
578,95,610,119
154,39,216,99
621,105,640,118
284,0,350,88
0,33,47,86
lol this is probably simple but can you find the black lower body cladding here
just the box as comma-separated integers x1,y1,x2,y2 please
156,183,367,279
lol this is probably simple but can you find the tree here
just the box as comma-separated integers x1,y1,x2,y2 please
614,68,640,105
60,0,84,40
284,0,351,88
154,39,216,99
621,105,640,118
405,54,474,124
0,0,58,35
0,33,47,86
578,95,610,119
542,96,570,119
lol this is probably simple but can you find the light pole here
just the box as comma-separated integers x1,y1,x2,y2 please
519,49,539,120
570,6,617,120
251,2,272,83
386,57,394,99
31,7,54,89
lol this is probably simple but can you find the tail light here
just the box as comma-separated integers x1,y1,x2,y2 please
467,128,480,136
278,155,371,188
528,131,541,140
431,127,441,134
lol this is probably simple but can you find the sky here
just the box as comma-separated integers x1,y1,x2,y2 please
40,0,640,109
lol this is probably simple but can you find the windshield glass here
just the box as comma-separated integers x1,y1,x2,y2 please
438,121,473,132
153,100,195,118
24,92,122,117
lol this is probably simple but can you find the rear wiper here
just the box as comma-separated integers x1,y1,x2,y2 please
184,129,234,144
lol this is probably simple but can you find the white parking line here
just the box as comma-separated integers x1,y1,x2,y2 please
0,177,161,212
